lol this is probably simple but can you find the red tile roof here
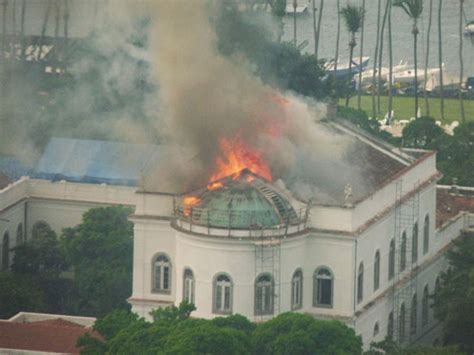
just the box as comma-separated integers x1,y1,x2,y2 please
436,189,474,228
0,318,101,354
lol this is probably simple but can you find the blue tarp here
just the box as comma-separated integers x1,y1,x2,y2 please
34,138,160,186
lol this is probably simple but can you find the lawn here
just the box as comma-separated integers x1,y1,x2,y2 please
341,95,474,123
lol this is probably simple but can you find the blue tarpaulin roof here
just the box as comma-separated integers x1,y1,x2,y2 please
35,138,160,186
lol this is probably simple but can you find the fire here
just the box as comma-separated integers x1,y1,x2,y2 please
209,137,272,182
207,181,224,190
183,196,201,216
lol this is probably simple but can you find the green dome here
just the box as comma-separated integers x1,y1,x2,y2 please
180,171,298,229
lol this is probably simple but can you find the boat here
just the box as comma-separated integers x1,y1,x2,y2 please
359,60,410,86
324,56,370,79
464,20,474,35
285,5,308,15
392,67,440,86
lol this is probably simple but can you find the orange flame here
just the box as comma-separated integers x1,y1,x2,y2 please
209,137,272,182
183,196,201,216
207,181,224,190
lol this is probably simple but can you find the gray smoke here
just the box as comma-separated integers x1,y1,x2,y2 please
143,0,356,198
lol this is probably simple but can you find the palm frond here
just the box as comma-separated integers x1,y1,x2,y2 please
340,5,364,34
392,0,423,20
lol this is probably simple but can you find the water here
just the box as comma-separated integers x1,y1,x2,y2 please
282,0,474,83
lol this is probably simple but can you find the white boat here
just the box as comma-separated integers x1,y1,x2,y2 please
464,21,474,35
285,5,308,15
359,61,410,86
393,67,440,85
324,56,370,78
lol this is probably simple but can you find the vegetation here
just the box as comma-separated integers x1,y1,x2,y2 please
344,95,474,123
0,205,133,319
432,232,474,353
78,304,362,355
365,339,463,354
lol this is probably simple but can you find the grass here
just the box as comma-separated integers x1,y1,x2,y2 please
340,95,474,123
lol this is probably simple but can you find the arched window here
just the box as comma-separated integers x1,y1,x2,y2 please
152,254,171,293
435,276,441,295
422,285,429,326
32,221,52,239
291,269,303,310
16,223,23,246
399,303,406,341
412,222,418,264
374,250,380,291
400,232,407,271
373,322,379,337
387,312,394,339
313,267,333,308
423,215,430,255
357,262,364,304
2,232,9,271
183,268,195,304
410,293,417,335
389,239,395,280
255,273,274,315
213,273,232,314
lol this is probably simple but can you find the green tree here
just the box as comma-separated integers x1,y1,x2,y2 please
432,232,474,353
61,205,133,317
393,0,423,120
402,116,446,148
366,339,463,354
340,4,364,107
0,272,46,319
252,312,362,354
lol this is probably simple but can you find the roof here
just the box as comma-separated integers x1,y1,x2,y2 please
35,137,160,186
436,187,474,228
178,170,299,229
0,318,100,354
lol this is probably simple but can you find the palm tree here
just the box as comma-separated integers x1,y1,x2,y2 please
438,0,445,121
357,0,366,110
340,4,364,107
314,0,324,60
387,0,393,122
393,0,423,120
20,0,26,61
334,0,341,99
293,0,297,46
458,0,465,122
377,0,390,115
423,0,434,116
371,0,382,118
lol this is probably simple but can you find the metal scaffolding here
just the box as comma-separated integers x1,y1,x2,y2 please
392,179,420,344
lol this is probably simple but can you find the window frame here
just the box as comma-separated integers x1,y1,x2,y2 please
213,273,233,315
410,293,417,335
387,312,394,339
152,253,172,294
422,285,429,326
389,239,395,280
412,222,418,264
400,232,407,271
423,214,430,255
357,262,364,304
16,223,24,246
291,269,303,310
182,268,195,304
255,273,274,316
2,231,9,271
374,250,380,291
313,266,334,308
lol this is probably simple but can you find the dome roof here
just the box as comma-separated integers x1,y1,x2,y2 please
179,170,298,229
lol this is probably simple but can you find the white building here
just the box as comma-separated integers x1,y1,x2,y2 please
0,121,473,349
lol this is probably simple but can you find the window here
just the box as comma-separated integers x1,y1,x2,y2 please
400,232,407,271
387,312,394,339
412,223,418,264
291,269,303,310
213,273,232,314
423,215,430,255
389,239,395,280
2,232,9,271
374,250,380,291
357,262,364,304
16,223,23,246
422,285,429,326
410,293,417,335
255,274,274,315
399,303,406,341
32,221,52,239
183,268,195,304
313,267,333,307
435,276,441,295
152,254,171,293
373,322,379,337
